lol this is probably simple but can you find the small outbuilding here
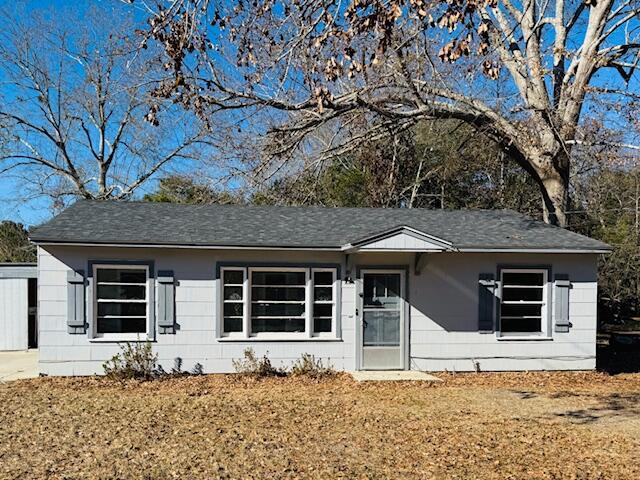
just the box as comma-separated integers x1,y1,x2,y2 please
0,263,38,351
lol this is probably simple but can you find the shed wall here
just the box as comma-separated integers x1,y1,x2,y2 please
0,278,29,351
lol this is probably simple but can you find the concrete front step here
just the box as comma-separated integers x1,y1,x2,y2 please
351,370,443,382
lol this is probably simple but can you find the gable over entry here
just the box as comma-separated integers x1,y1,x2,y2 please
343,226,454,253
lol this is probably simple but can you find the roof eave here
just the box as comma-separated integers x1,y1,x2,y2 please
33,240,611,254
457,247,612,254
31,240,345,251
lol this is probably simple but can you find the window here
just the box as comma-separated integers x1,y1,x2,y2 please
222,269,245,333
94,265,149,339
220,266,338,338
313,269,336,334
499,269,548,337
251,269,307,333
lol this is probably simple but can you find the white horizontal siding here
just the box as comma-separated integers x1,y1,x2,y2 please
38,246,350,375
38,247,598,375
400,252,598,372
412,357,595,372
411,329,597,344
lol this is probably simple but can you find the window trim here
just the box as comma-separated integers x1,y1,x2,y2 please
220,266,248,339
91,263,151,341
497,267,550,339
249,266,309,339
218,264,340,340
311,267,337,338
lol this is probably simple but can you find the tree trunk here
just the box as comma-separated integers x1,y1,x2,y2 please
539,169,569,228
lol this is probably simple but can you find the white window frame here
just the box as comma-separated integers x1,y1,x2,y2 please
249,266,309,339
219,266,339,340
220,267,248,339
498,268,550,339
92,264,151,341
311,268,337,338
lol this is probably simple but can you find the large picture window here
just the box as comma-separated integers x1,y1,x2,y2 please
220,266,338,338
499,268,548,337
93,265,149,339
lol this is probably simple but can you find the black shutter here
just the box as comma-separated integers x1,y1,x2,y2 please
478,273,496,332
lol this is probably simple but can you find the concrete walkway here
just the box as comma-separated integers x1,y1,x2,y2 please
351,370,442,382
0,350,39,382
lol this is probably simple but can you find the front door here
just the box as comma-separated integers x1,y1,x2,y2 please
360,270,405,370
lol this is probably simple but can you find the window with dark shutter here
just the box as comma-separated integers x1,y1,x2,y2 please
498,268,550,337
93,265,149,339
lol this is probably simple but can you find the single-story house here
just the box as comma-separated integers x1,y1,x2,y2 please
29,200,611,376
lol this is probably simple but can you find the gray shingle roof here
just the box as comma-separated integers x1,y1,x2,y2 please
29,200,611,252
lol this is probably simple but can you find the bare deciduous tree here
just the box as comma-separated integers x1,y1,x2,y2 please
133,0,639,226
0,11,214,209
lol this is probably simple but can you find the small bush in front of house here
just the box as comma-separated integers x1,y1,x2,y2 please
291,354,336,379
191,363,204,375
103,341,158,381
103,343,205,381
232,347,287,378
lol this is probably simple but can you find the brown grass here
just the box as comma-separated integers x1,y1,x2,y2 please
1,372,640,479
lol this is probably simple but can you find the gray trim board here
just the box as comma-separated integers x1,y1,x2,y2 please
34,241,610,254
0,264,37,279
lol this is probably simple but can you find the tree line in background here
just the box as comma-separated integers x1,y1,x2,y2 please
0,221,35,263
4,115,638,323
0,2,638,327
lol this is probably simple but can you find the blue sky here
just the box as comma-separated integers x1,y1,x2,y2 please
0,0,205,227
0,0,138,227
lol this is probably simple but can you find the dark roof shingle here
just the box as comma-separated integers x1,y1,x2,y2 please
29,200,611,251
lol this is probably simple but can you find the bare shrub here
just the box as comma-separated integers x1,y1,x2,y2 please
103,342,158,381
290,354,336,379
103,343,205,381
232,348,286,378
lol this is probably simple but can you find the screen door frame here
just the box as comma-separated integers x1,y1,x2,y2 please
356,266,409,371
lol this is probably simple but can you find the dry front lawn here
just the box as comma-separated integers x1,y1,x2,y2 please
1,372,639,479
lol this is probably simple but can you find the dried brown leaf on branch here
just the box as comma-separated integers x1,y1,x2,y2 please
135,0,640,228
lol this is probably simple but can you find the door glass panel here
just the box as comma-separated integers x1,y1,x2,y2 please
364,273,400,308
363,273,401,347
363,310,400,346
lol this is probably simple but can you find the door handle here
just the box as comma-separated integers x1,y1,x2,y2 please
363,319,368,328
